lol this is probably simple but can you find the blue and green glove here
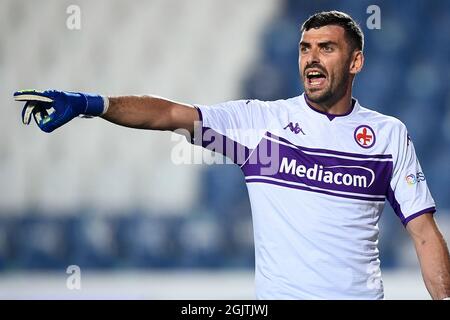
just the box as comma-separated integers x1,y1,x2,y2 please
13,89,108,133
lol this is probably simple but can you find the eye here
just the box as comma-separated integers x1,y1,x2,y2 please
322,46,334,53
300,46,309,53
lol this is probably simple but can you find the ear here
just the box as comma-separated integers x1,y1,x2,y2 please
349,50,364,75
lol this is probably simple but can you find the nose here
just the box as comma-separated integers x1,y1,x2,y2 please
306,47,320,66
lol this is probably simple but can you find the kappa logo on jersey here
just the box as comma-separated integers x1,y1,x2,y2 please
354,125,375,148
284,122,305,135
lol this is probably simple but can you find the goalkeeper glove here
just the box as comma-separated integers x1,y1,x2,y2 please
13,89,108,133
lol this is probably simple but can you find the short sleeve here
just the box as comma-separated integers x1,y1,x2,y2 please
192,99,279,165
386,122,436,226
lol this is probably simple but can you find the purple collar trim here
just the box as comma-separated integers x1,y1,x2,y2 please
304,94,356,121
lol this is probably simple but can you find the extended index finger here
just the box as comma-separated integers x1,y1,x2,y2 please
13,89,53,103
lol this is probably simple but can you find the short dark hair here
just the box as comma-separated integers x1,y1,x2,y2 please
301,11,364,51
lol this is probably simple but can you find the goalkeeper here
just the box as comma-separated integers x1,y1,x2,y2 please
14,10,450,300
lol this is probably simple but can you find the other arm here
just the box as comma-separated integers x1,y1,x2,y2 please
406,213,450,299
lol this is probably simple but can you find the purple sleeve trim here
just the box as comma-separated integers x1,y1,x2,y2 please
190,105,203,145
402,207,436,227
193,105,203,122
386,186,436,227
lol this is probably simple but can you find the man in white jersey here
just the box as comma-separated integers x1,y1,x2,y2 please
14,11,450,299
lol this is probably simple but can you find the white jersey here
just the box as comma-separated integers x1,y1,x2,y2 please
193,93,436,300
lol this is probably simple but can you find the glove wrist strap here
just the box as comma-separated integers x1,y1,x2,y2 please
81,93,107,116
101,96,109,115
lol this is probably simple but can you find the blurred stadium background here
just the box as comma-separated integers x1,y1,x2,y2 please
0,0,449,299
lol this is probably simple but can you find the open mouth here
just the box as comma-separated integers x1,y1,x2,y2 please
305,69,327,87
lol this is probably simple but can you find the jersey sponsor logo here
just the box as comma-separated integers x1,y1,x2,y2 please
279,157,375,188
241,132,393,200
283,122,305,135
354,125,375,148
406,172,425,185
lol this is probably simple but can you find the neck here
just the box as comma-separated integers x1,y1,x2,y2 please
306,85,353,115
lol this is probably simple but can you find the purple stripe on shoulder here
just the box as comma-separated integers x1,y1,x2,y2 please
192,125,251,165
402,207,436,227
245,178,386,202
266,132,392,159
386,186,405,221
